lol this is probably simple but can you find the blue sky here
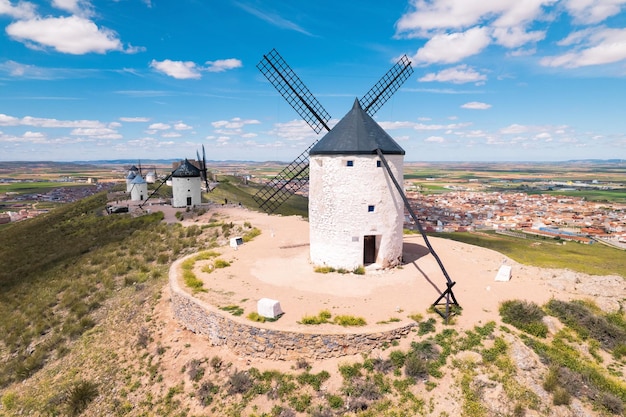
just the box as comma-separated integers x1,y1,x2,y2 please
1,0,626,162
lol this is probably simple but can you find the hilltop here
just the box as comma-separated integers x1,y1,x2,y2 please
1,191,625,417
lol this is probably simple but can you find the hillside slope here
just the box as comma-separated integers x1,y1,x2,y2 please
0,193,625,417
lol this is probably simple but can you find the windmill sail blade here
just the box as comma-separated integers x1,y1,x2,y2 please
359,55,413,117
202,144,210,191
252,142,315,213
257,49,331,134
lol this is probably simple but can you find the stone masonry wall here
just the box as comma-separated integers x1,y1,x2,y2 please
169,257,416,361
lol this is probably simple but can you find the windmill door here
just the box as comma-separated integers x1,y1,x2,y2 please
363,235,376,264
186,197,192,206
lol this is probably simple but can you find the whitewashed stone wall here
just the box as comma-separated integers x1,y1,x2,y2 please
171,176,201,207
309,154,404,269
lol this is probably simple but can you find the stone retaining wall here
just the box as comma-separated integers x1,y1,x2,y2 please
169,257,416,360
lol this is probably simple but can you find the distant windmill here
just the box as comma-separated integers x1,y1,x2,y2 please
254,49,459,319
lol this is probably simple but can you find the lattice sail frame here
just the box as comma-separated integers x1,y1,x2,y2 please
359,55,413,116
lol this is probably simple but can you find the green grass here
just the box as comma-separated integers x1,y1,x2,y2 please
0,181,90,194
205,176,308,217
432,231,626,277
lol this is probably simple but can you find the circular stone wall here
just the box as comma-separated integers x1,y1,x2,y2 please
169,255,415,360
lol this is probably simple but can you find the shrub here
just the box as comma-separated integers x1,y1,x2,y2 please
300,310,332,325
404,353,428,380
598,392,624,415
338,363,363,380
220,305,243,316
327,394,344,409
499,300,548,337
65,380,99,416
228,370,253,395
295,358,310,370
353,266,365,275
187,359,205,382
389,350,406,369
314,266,335,274
418,317,436,335
247,312,266,323
333,315,366,327
213,259,230,269
552,387,571,406
197,381,218,406
210,356,222,372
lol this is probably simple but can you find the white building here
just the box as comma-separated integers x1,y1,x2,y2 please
171,159,202,208
129,174,148,202
308,99,405,270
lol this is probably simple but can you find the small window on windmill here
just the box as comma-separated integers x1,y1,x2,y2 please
376,160,382,168
346,160,354,167
368,205,375,212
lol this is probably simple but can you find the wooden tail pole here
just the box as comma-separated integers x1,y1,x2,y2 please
376,149,460,320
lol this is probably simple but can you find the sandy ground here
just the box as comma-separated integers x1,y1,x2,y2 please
164,204,625,333
143,203,624,416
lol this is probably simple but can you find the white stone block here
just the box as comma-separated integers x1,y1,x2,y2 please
495,265,512,282
257,298,283,319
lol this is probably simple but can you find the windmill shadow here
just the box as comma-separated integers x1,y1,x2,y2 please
402,242,430,264
403,242,443,294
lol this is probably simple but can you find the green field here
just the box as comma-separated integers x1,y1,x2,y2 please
431,231,626,277
0,181,88,194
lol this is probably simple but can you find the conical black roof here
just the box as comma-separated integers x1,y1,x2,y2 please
172,159,201,178
309,99,405,156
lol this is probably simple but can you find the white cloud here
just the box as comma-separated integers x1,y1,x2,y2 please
161,131,181,138
461,101,492,109
52,0,93,16
70,127,121,139
492,26,546,48
120,117,150,122
174,122,193,130
0,0,37,19
6,15,125,54
150,58,242,79
413,27,491,64
541,27,626,67
147,122,171,130
205,58,242,72
0,114,106,128
425,136,445,143
419,65,487,84
270,119,318,142
500,124,530,134
564,0,626,24
150,59,201,79
211,118,260,130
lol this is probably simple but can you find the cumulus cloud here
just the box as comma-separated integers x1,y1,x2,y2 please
413,27,491,64
151,58,243,79
205,58,242,72
0,0,37,19
174,122,193,130
119,117,150,122
541,27,626,67
52,0,93,16
147,122,171,130
6,15,126,54
0,113,106,128
564,0,626,24
461,101,492,109
211,118,260,129
419,65,487,84
425,136,445,143
150,59,201,79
